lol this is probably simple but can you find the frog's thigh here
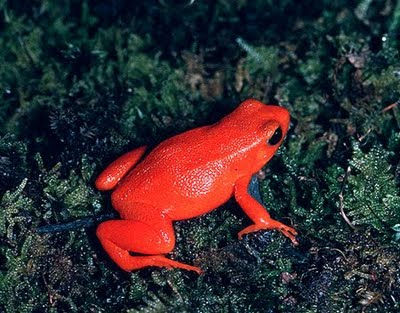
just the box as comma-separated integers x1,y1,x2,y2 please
96,219,201,273
96,218,175,256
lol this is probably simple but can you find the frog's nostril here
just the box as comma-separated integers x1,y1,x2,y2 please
268,127,282,145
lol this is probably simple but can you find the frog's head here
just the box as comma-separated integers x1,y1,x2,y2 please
236,98,290,140
259,103,290,148
233,99,290,168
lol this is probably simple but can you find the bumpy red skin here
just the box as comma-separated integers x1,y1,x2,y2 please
95,99,297,274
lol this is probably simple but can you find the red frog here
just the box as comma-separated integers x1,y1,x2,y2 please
95,99,297,274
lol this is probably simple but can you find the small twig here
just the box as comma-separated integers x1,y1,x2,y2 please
320,247,349,263
339,166,359,230
358,128,371,142
382,100,399,113
36,213,117,234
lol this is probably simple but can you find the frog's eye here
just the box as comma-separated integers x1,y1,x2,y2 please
267,127,282,145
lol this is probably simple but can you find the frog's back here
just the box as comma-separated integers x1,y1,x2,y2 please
111,122,258,218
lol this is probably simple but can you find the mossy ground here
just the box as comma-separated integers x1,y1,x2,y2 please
1,1,400,312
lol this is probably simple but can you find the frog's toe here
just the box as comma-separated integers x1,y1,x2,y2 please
238,222,298,245
238,224,261,240
153,256,203,274
279,226,298,245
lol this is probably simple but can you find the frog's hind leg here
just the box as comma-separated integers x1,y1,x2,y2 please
96,217,202,274
95,146,147,191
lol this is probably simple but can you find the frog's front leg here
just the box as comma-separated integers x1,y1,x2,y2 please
234,175,298,245
96,204,202,274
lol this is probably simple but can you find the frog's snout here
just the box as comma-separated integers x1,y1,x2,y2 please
265,105,290,136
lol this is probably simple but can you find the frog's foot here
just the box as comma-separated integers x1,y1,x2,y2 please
100,241,202,274
96,219,202,274
238,220,298,245
234,176,298,245
145,255,202,274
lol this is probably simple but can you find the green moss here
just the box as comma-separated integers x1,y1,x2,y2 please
344,143,400,232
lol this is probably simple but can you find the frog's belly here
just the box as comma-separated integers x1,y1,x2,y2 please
166,185,234,220
142,177,234,220
112,167,236,220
